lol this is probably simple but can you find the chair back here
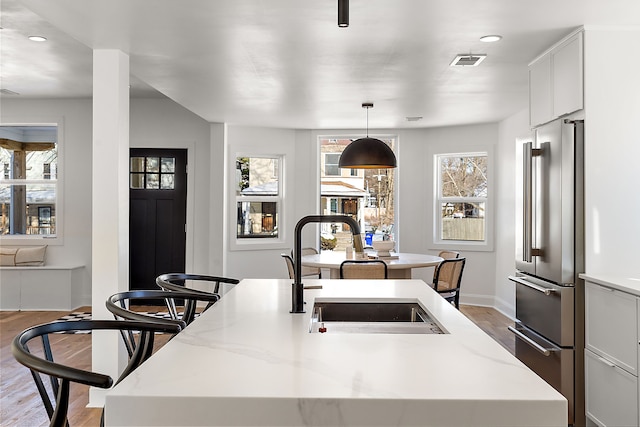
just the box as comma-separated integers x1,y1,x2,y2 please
299,247,322,278
156,273,238,295
106,289,220,356
340,259,388,279
438,250,460,260
281,254,295,279
432,257,466,308
11,319,180,427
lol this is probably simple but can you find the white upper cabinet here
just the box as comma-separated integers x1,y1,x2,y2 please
529,30,584,128
529,54,553,128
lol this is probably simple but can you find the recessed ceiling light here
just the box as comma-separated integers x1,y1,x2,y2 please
28,35,47,42
480,35,502,43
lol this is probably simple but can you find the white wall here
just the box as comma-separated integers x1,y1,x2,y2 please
2,99,93,304
1,98,217,304
397,123,500,307
129,99,213,274
583,28,640,279
2,98,524,311
224,125,297,280
495,109,529,317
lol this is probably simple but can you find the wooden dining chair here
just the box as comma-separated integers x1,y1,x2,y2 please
281,253,295,279
430,257,466,309
437,250,460,260
299,247,322,278
339,259,388,279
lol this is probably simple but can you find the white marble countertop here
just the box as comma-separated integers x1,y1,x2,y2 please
104,279,566,426
580,273,640,296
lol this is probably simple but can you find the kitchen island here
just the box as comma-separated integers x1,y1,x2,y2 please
104,279,566,426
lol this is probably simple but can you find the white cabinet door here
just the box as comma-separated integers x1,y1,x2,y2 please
552,32,583,118
529,54,552,127
585,349,638,427
585,281,638,375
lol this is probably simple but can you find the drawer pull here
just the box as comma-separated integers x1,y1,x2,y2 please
598,356,616,368
508,276,556,295
508,326,558,356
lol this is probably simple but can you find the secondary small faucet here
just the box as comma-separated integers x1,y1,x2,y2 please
291,215,363,313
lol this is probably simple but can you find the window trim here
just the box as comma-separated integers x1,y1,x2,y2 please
429,146,494,252
0,120,64,246
230,153,286,251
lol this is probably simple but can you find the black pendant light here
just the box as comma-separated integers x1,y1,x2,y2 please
339,103,397,169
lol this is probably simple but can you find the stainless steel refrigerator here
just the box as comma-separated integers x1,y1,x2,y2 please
509,118,585,426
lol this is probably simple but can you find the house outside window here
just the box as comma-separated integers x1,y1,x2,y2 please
0,125,59,238
433,151,491,249
319,136,396,251
235,156,282,240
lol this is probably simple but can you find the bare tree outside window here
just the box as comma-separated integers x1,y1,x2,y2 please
437,153,488,241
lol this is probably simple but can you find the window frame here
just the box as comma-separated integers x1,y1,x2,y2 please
0,121,64,246
230,153,286,250
430,146,494,252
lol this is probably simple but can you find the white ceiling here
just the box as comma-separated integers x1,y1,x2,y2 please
2,0,640,129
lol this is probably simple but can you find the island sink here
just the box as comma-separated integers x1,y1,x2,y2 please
310,300,446,334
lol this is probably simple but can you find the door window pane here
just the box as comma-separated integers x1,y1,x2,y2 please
161,157,175,173
161,174,175,190
130,173,145,189
146,174,159,189
130,156,176,190
146,157,159,173
131,157,145,172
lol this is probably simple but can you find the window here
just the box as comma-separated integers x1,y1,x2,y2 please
0,125,59,238
324,153,340,176
434,152,489,247
319,136,397,250
235,156,282,240
130,156,176,190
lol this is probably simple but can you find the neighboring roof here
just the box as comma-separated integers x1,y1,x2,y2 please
240,180,366,197
321,181,367,197
241,181,278,195
0,187,55,203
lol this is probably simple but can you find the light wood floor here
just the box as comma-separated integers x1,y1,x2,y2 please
0,304,514,426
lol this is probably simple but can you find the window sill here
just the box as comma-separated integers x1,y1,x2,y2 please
430,240,493,253
0,235,63,246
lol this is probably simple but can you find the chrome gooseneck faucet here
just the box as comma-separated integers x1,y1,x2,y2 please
291,215,363,313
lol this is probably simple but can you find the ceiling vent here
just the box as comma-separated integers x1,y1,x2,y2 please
450,54,487,67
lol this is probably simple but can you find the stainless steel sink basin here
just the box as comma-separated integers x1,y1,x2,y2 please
309,300,445,334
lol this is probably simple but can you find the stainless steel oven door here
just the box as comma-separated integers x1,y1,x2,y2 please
509,274,574,347
510,322,574,425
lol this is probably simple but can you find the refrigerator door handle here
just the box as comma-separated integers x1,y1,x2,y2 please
522,142,543,262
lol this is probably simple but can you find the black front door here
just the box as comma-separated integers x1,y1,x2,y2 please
129,148,187,293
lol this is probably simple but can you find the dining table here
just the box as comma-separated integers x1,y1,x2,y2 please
301,251,443,279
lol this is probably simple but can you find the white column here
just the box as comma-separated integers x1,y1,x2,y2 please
90,49,130,406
